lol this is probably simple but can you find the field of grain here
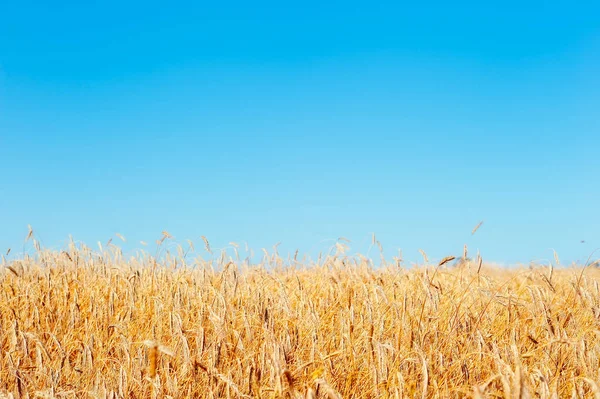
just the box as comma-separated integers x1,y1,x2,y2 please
1,237,600,398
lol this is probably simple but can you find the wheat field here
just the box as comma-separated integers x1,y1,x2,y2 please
1,236,600,398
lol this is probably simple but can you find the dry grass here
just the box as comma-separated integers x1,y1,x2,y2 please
1,238,600,398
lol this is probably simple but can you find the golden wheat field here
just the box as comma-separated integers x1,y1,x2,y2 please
2,237,600,399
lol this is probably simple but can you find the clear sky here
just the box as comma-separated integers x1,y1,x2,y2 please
1,1,599,265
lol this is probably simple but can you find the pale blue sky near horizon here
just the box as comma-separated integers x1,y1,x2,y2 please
1,1,599,265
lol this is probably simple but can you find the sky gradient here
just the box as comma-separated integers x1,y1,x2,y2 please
1,1,599,264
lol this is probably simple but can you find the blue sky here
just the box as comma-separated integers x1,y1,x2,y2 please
1,1,599,264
